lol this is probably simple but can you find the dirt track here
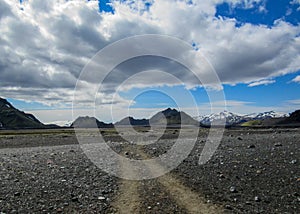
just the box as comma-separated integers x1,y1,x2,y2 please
111,143,223,214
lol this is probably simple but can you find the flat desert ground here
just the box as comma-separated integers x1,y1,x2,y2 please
0,128,299,213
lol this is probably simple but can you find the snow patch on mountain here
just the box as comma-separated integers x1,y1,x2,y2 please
197,110,288,126
48,120,73,127
247,111,288,119
198,111,245,126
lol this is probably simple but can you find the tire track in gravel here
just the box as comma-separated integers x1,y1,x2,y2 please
110,145,141,214
137,148,224,214
157,174,223,214
110,142,223,214
111,163,141,213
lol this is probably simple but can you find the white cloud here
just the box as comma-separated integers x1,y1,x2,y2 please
288,99,300,104
247,79,276,87
291,0,300,5
291,75,300,83
290,0,300,10
0,0,299,108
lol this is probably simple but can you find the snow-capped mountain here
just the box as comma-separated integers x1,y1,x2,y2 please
47,120,73,127
197,110,288,126
198,111,245,126
246,111,288,120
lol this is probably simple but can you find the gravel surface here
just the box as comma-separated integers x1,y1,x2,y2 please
0,128,299,213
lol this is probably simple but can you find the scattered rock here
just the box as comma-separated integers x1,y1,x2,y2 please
230,186,237,193
219,174,225,179
248,144,255,149
254,196,261,202
98,196,106,200
14,192,21,196
225,204,233,210
71,197,79,202
56,207,63,213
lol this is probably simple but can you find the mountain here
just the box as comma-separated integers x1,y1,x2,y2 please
0,98,46,129
245,111,288,120
115,117,149,126
277,110,300,125
198,110,289,127
48,120,73,127
150,108,199,126
115,108,198,127
71,116,114,128
199,111,246,127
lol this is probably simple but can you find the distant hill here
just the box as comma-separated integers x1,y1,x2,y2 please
277,110,300,126
71,116,114,128
115,117,149,126
240,110,299,127
115,109,198,127
0,98,46,129
150,108,199,126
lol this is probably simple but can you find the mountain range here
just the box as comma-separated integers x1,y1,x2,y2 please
1,97,300,129
197,110,289,127
115,108,199,127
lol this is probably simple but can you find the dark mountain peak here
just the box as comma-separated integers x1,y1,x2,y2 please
0,97,15,109
0,98,45,129
278,109,300,125
162,108,179,117
0,97,7,102
150,108,198,126
115,116,149,126
290,109,300,118
71,116,113,128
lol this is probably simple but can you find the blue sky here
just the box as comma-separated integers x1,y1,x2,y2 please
216,0,300,26
1,0,300,123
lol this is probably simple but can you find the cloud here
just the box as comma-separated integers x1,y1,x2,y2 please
291,0,300,5
291,0,300,10
291,75,300,83
0,0,299,107
247,79,276,87
288,99,300,104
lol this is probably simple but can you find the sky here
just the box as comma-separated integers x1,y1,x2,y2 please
0,0,300,124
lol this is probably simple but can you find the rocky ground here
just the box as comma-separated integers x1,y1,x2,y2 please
0,128,299,213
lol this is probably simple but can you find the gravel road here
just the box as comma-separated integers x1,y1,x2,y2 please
0,128,299,213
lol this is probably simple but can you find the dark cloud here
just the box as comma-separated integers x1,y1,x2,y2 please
0,0,299,106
